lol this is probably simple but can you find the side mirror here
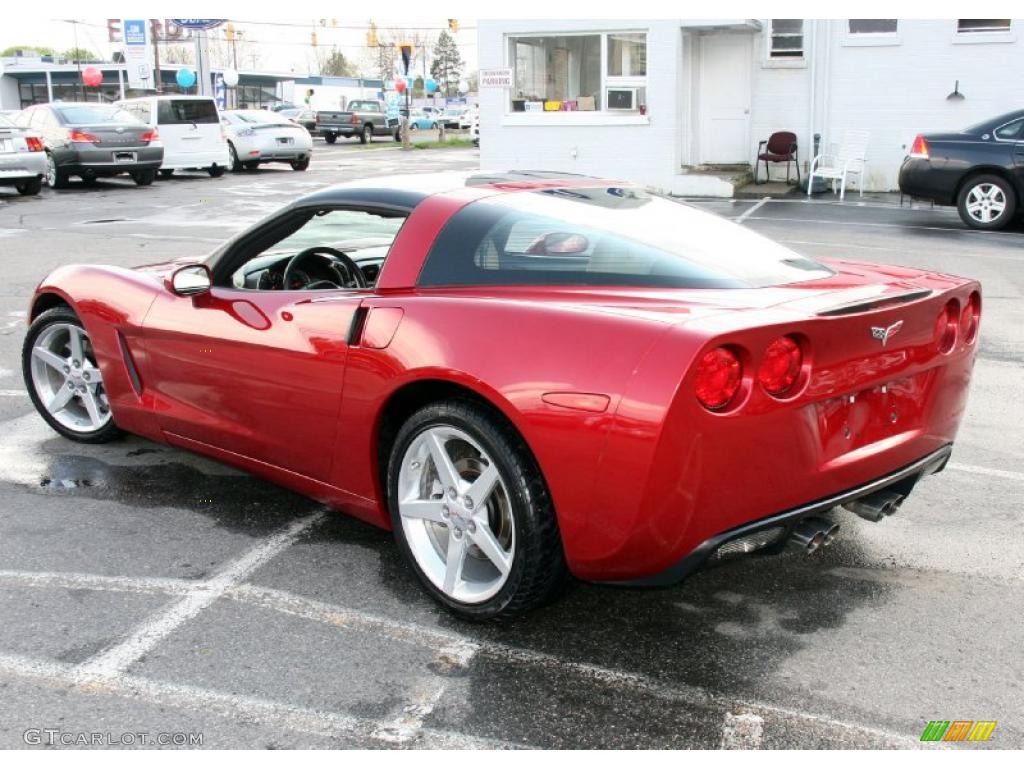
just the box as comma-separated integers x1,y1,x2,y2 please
168,264,212,297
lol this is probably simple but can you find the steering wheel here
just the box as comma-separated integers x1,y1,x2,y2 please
281,246,367,290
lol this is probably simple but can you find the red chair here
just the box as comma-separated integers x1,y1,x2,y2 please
756,131,799,184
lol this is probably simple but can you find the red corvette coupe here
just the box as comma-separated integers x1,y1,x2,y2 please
22,172,980,619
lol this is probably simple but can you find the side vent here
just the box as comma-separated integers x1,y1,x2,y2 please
117,331,143,396
347,306,370,346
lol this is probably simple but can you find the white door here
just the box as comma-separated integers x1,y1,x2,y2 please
699,34,752,164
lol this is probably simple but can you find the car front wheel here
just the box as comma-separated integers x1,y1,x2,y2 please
131,169,155,186
22,306,121,443
387,399,567,620
957,174,1016,230
16,178,42,195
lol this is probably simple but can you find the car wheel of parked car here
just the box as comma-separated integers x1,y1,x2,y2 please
324,133,337,144
158,169,174,179
243,162,260,171
208,165,225,178
290,159,310,171
44,154,69,190
131,169,155,186
360,125,373,145
22,306,122,444
228,142,242,172
387,398,568,620
16,178,42,196
957,174,1016,230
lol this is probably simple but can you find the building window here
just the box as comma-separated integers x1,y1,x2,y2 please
957,19,1011,33
769,20,804,58
508,32,647,115
848,20,898,35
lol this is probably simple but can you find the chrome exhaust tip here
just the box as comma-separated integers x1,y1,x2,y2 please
788,517,837,554
844,490,905,522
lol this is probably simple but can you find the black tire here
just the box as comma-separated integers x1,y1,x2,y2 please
290,158,310,171
131,169,155,186
158,169,174,179
387,398,568,621
956,174,1016,231
22,306,122,444
243,161,260,171
45,153,69,189
360,124,373,145
208,165,225,178
16,178,42,196
324,133,337,145
228,141,242,171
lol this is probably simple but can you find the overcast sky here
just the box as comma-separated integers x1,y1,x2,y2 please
0,18,478,76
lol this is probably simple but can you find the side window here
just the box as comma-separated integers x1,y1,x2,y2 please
157,99,219,125
226,208,408,290
994,119,1023,141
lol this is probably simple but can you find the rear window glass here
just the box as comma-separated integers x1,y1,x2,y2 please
54,105,140,125
419,188,833,289
0,114,12,128
157,99,219,125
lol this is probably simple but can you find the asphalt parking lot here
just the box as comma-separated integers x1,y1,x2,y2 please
0,145,1021,749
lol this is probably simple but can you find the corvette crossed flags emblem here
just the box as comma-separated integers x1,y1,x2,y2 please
870,320,904,347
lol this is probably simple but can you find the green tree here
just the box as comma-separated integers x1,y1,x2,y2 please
62,47,97,62
429,30,464,97
2,45,55,57
317,47,358,77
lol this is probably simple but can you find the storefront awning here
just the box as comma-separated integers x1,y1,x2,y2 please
680,19,762,31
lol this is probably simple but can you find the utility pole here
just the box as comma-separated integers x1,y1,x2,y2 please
151,19,161,94
61,19,85,99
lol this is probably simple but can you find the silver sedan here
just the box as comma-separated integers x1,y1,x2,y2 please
221,110,313,172
0,113,47,196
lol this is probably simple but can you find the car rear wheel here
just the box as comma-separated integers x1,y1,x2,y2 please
957,174,1016,230
228,142,242,172
208,165,225,178
290,158,310,171
360,125,373,144
387,399,567,620
16,178,42,196
22,306,121,444
324,133,337,144
45,154,69,189
158,169,174,179
131,169,155,186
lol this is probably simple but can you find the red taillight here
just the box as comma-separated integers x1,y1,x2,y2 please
758,336,803,397
140,129,159,143
909,134,930,160
695,347,743,411
25,135,44,152
935,300,959,353
960,292,981,345
69,129,99,143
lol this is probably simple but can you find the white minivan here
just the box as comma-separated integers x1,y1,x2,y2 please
116,95,230,177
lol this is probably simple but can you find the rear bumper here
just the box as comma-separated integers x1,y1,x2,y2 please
55,145,164,176
161,145,230,170
614,444,952,586
0,151,46,180
898,159,957,205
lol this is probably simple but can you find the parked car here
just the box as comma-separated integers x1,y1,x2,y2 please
21,171,980,619
0,112,46,195
278,107,316,133
442,107,472,130
221,110,313,172
116,95,229,178
13,102,163,188
470,111,479,146
899,109,1024,230
407,110,439,131
315,100,396,144
270,102,298,112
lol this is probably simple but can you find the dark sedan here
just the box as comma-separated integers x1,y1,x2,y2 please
13,102,164,189
899,109,1024,230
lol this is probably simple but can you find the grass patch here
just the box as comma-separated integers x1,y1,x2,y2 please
411,138,476,150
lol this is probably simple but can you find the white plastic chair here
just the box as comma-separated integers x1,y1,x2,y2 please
807,130,869,200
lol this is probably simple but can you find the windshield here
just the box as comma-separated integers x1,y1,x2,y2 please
230,110,288,125
419,187,834,289
0,114,13,128
54,105,140,125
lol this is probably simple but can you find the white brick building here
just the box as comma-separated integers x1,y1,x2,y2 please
477,19,1024,195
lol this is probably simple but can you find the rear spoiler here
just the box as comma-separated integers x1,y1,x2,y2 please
816,289,933,317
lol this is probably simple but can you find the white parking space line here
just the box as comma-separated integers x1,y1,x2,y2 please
0,570,193,595
948,463,1024,482
0,652,508,749
0,390,26,397
76,512,325,679
735,196,770,224
719,709,765,749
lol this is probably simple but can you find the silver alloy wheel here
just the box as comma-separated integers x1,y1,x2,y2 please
965,182,1007,224
397,425,515,604
45,154,57,187
228,142,238,167
30,322,111,433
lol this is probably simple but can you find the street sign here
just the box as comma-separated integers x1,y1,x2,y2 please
480,68,513,89
171,19,224,30
214,73,226,110
121,19,152,90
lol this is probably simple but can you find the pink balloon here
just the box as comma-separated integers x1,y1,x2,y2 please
82,66,103,87
394,80,406,93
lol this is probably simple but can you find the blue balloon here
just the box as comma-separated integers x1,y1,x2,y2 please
425,78,438,93
176,68,197,89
